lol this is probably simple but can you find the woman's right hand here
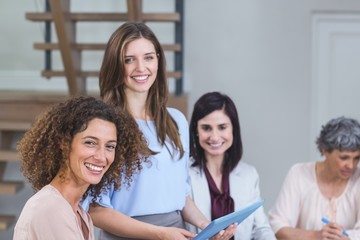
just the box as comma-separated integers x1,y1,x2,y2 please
320,222,349,240
210,223,238,240
157,226,196,240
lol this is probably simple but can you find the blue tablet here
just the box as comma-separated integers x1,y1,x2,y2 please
193,199,264,240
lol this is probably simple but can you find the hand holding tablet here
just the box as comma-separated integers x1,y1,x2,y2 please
193,199,264,240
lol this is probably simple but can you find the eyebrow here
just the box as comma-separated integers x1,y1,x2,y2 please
125,52,156,57
83,136,117,143
199,122,230,126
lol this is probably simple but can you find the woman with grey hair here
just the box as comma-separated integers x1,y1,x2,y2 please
269,116,360,240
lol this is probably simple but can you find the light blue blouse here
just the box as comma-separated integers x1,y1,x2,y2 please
82,108,190,217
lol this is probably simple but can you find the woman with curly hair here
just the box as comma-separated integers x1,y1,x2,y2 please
13,96,150,240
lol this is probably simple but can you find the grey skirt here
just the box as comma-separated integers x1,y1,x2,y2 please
99,211,185,240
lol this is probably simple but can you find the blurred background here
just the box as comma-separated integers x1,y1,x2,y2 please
1,0,360,239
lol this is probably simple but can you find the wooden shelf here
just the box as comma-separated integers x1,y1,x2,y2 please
26,12,180,22
0,121,31,131
33,43,181,52
0,150,20,162
0,215,15,232
42,70,182,79
0,181,24,195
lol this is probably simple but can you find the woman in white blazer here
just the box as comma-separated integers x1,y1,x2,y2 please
187,92,276,240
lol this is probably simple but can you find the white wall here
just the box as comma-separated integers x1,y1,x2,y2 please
2,0,360,239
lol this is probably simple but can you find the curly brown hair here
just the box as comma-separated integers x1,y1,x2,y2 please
17,96,151,202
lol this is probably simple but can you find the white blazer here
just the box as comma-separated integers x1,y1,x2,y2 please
187,160,276,240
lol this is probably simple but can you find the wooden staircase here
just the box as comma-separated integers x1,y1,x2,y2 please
25,0,185,97
0,121,27,231
0,110,29,231
0,0,186,233
0,91,69,232
0,122,30,178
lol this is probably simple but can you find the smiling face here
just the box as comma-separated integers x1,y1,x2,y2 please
123,37,158,96
323,149,360,180
197,109,233,160
67,118,117,186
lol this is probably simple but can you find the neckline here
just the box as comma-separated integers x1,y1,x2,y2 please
313,162,351,202
136,118,154,123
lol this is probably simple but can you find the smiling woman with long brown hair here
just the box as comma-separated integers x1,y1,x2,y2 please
84,22,236,240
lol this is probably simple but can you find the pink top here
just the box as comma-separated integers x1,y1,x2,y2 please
14,185,94,240
269,162,360,239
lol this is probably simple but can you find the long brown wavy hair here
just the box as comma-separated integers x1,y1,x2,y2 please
99,22,184,158
17,96,151,202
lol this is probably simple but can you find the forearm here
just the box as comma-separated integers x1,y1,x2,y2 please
89,204,163,239
181,196,210,229
276,227,320,240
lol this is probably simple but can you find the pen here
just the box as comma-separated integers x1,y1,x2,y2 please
321,217,349,237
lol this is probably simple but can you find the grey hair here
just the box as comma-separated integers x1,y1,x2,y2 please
316,116,360,154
